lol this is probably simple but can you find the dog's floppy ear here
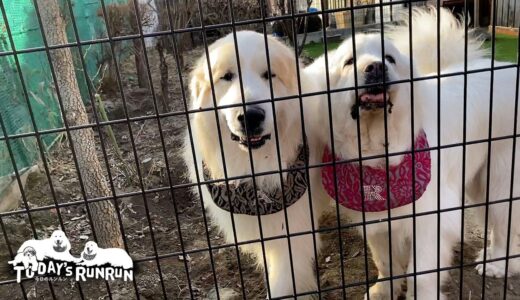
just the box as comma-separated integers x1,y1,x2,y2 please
189,58,211,110
267,36,298,93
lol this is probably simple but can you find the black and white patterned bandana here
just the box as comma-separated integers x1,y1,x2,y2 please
53,245,67,253
202,144,308,216
83,252,97,261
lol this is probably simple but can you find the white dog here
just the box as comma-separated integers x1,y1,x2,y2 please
79,241,133,269
8,230,77,268
183,31,328,298
307,8,520,299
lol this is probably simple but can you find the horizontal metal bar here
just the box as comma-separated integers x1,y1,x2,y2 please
2,63,517,142
0,0,429,58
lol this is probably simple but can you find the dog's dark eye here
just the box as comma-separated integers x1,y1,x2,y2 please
262,71,276,80
221,72,235,81
385,55,396,64
344,57,354,66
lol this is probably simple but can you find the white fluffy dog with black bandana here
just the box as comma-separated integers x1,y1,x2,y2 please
183,31,328,298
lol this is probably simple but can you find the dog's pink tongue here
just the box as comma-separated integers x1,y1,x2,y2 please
360,93,385,103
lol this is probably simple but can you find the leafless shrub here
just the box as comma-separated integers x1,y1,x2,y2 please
97,1,155,89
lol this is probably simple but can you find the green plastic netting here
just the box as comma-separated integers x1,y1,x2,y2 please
0,0,126,178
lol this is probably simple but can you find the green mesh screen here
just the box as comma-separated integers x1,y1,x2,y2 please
0,0,126,177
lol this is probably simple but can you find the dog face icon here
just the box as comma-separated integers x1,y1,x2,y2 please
23,246,36,258
51,230,69,253
82,241,98,261
21,246,38,271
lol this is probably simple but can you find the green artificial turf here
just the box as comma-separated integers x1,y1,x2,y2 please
303,40,342,59
303,33,519,63
484,33,518,63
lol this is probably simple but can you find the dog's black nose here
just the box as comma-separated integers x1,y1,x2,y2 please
364,61,387,83
237,107,265,134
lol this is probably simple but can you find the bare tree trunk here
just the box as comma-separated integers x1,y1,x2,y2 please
128,1,150,89
297,0,313,56
157,41,170,112
37,0,123,248
133,39,150,89
155,0,172,52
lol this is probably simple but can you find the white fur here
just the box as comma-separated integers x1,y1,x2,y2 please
8,230,78,267
79,241,133,269
387,6,488,76
307,8,520,299
183,31,328,298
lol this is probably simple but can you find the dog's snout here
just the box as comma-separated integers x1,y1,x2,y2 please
237,107,265,134
364,61,387,84
364,61,385,75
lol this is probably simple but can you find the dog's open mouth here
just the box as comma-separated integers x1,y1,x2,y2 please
359,87,391,111
231,133,271,149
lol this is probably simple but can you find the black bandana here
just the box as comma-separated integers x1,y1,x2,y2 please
202,144,309,216
53,245,67,253
83,252,96,261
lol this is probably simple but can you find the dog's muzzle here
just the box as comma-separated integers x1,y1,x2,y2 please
352,61,393,117
231,106,271,149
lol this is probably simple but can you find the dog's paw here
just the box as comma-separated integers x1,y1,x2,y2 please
365,283,401,300
475,261,506,278
407,290,447,300
475,248,507,278
364,292,391,300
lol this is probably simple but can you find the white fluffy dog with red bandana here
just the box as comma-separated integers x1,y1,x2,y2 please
183,31,328,299
306,8,520,299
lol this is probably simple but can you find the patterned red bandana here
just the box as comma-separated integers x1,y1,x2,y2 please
321,130,431,212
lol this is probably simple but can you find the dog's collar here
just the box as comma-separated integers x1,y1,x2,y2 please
202,143,308,216
322,130,431,212
53,245,67,253
83,252,96,261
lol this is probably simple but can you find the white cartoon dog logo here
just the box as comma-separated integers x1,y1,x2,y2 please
8,230,78,269
14,246,38,271
79,241,133,269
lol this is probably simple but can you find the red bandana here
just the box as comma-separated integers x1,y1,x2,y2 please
321,130,431,212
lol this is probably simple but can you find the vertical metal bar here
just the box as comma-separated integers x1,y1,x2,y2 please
223,0,266,297
192,0,257,297
501,11,520,300
348,2,373,299
407,1,418,297
377,0,395,297
32,0,121,297
318,1,348,298
459,1,470,298
0,1,82,298
435,1,442,299
281,0,323,297
159,0,212,298
482,0,498,297
0,214,30,299
0,114,52,299
62,0,141,297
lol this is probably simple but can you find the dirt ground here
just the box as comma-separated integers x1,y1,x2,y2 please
1,47,519,299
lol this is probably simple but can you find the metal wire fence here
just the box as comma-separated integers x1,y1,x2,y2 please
0,0,519,299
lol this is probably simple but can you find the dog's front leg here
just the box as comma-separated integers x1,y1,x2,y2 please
406,188,460,300
263,233,319,299
364,223,407,300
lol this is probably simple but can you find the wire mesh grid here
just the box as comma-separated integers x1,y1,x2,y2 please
0,0,519,299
